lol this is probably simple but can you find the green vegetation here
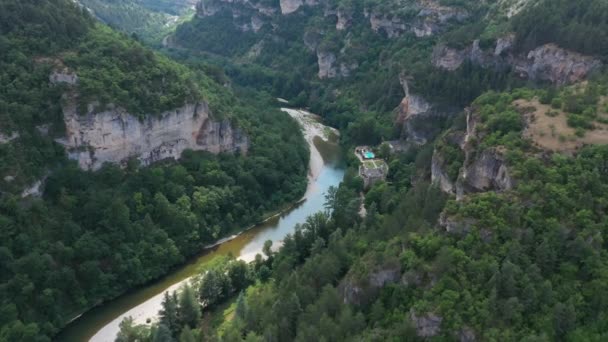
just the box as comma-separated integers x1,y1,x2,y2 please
0,1,308,340
119,86,608,341
513,0,608,59
79,0,196,43
6,0,608,341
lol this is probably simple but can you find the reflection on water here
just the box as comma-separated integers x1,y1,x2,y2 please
57,137,344,342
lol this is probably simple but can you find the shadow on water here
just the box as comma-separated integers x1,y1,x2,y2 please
56,137,344,342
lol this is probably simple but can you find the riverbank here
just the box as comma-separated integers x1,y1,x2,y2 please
281,108,340,183
58,108,344,342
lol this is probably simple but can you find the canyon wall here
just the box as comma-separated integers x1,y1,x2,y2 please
57,98,248,170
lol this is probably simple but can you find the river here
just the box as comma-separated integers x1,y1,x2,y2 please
57,109,345,341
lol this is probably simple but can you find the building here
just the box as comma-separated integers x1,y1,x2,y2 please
359,159,389,189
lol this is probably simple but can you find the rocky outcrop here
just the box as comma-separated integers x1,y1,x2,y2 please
412,1,469,37
317,51,337,79
369,13,407,38
430,109,514,199
57,99,248,171
196,0,277,29
432,44,468,71
494,34,515,57
410,310,442,338
446,110,514,198
396,76,455,145
515,44,602,85
439,212,478,235
432,39,602,85
21,179,44,198
458,327,477,342
280,0,302,14
50,68,79,85
0,132,19,144
336,9,352,30
368,1,468,38
456,148,514,198
196,0,221,17
340,265,401,306
432,152,455,194
316,50,356,79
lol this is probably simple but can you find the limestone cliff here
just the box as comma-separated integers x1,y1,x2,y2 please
317,51,337,79
432,39,602,85
456,147,514,198
431,109,515,199
279,0,302,14
367,0,468,38
515,44,602,85
396,76,456,145
316,50,357,79
57,97,248,171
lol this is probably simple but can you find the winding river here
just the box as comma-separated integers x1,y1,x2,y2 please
57,109,345,341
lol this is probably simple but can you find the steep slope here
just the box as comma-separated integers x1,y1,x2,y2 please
0,1,309,340
78,0,197,43
167,0,603,151
99,1,608,341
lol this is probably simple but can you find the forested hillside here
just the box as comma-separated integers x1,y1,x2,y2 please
0,1,308,340
99,0,608,340
78,0,197,43
5,0,608,341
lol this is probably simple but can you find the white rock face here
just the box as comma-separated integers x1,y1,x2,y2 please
494,34,515,56
317,51,337,79
516,44,602,85
431,152,455,194
431,44,467,71
280,0,303,14
0,132,19,144
21,179,44,198
50,69,79,85
369,13,406,38
336,9,351,30
58,100,248,170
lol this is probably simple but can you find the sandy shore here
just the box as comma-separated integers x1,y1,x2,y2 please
281,108,339,183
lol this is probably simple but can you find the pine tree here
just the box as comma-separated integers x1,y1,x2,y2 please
153,323,174,342
179,327,196,342
159,291,179,336
235,291,247,321
178,284,201,328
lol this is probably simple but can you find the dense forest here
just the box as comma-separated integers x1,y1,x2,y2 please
116,86,608,341
4,0,608,341
111,0,608,341
78,0,196,43
0,0,308,340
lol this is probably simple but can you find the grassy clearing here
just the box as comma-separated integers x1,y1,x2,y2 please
514,98,608,153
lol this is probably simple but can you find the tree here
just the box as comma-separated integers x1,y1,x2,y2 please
227,260,250,291
235,291,247,321
199,270,225,308
179,327,196,342
153,324,174,342
159,291,179,336
262,240,273,259
178,284,201,328
258,265,271,283
554,302,576,337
